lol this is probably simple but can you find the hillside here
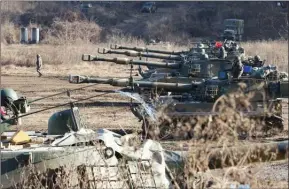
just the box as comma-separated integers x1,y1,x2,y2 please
1,1,288,44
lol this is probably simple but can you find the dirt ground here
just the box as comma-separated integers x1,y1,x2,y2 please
1,65,143,131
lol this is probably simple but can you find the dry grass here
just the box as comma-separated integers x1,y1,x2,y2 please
171,88,287,188
41,20,102,45
1,21,19,44
1,34,288,72
241,40,288,72
1,17,287,72
0,36,188,78
1,39,287,75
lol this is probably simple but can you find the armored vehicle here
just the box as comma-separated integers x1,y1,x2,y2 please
97,46,246,76
82,54,233,81
81,54,286,85
141,2,157,13
109,41,245,61
221,19,244,41
69,74,288,139
89,41,279,82
69,75,288,101
0,102,180,189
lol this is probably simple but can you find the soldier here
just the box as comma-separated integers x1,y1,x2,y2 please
232,43,239,52
218,46,227,59
200,49,209,60
279,72,288,81
223,40,231,52
253,55,264,67
36,54,43,77
197,43,205,49
231,56,244,79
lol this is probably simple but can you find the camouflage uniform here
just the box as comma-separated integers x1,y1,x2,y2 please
232,42,239,50
197,43,205,49
199,48,209,60
36,54,43,77
219,46,227,59
253,55,264,67
280,72,288,81
231,56,243,79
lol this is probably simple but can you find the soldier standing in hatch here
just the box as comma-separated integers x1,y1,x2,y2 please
200,49,209,60
253,55,264,67
36,54,43,77
218,46,227,59
231,56,243,79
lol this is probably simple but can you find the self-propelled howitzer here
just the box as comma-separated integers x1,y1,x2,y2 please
131,79,288,140
69,75,289,102
69,75,288,140
107,41,246,62
82,54,232,79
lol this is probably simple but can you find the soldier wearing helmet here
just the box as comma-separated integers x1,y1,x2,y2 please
218,46,227,59
254,55,261,62
231,56,244,79
279,72,288,81
197,43,205,49
200,48,209,60
253,55,264,67
36,54,43,77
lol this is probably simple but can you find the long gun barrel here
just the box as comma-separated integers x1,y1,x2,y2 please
69,75,131,87
69,75,201,92
82,54,181,69
110,44,186,55
110,44,213,55
98,48,182,61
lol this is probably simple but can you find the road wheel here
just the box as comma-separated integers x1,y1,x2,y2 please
104,147,114,159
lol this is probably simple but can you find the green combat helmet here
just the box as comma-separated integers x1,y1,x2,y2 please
0,88,30,129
